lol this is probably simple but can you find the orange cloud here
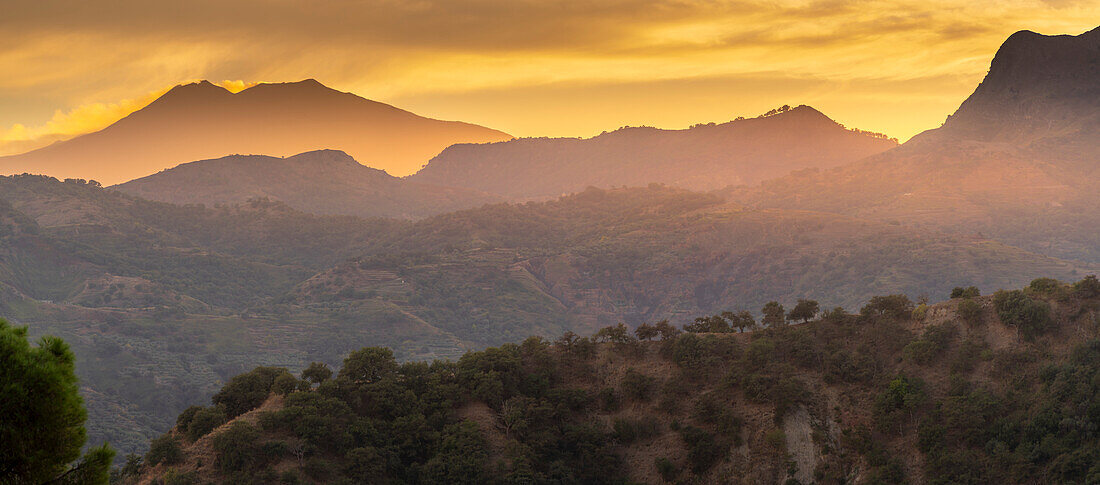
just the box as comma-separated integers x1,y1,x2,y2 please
0,80,255,155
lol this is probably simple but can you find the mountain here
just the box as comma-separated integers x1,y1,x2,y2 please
4,176,1094,458
408,105,897,199
0,79,512,185
126,281,1100,484
730,27,1100,262
112,149,500,219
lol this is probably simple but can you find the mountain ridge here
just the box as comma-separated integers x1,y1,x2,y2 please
408,104,897,199
0,79,513,184
728,26,1100,262
111,149,502,219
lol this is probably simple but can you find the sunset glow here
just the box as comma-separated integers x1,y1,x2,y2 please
1,1,1096,156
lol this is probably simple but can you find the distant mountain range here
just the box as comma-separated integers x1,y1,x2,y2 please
409,105,897,199
0,79,512,185
112,149,500,219
731,26,1100,262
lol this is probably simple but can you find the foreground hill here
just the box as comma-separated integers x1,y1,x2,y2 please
124,278,1100,484
0,79,512,184
409,105,897,199
112,150,500,219
731,27,1100,263
3,177,1095,459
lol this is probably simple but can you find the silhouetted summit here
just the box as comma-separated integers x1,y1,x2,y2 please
938,26,1100,142
0,79,512,184
409,105,896,199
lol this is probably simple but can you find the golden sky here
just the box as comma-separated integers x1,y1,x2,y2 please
1,1,1097,155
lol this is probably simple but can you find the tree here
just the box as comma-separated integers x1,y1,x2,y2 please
212,422,262,472
594,323,635,344
213,366,293,418
300,362,333,385
185,406,226,441
788,299,819,323
635,323,658,341
0,319,114,483
145,435,183,466
993,290,1052,340
1073,275,1100,298
957,299,983,326
861,294,914,320
762,301,786,327
723,311,756,333
950,286,980,299
684,315,730,333
338,347,398,384
272,373,299,396
653,320,681,340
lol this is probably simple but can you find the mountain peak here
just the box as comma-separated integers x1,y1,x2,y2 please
940,26,1100,141
156,80,232,103
285,149,360,166
237,79,343,98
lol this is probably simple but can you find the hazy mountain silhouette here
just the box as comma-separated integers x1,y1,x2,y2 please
0,79,512,184
112,149,500,219
733,26,1100,262
407,105,897,199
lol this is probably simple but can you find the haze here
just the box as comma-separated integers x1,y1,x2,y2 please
2,0,1097,168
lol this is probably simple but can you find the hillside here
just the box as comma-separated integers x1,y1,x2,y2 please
729,27,1100,263
3,178,1096,460
408,105,897,199
0,79,512,184
123,277,1100,484
112,150,501,219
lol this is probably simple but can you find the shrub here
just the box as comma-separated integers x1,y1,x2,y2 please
655,457,679,482
873,375,927,434
145,435,183,466
598,387,621,412
212,366,293,418
957,299,983,325
613,418,660,443
185,405,226,441
1028,277,1062,295
272,373,299,396
950,286,980,299
1073,275,1100,298
679,425,725,473
993,290,1052,340
620,369,655,401
212,422,262,472
175,406,202,431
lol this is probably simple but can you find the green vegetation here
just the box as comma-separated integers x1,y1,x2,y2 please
57,275,1099,483
0,319,114,484
993,289,1052,340
2,175,1096,463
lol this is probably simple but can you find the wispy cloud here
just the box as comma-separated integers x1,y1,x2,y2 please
0,0,1095,148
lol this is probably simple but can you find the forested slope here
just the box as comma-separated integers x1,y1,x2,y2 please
124,277,1100,484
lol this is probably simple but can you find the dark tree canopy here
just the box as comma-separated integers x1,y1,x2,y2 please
761,301,786,327
788,299,820,323
861,294,914,320
212,366,294,418
0,319,114,484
